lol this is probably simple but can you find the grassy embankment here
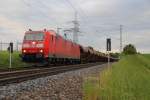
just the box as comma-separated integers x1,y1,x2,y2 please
0,51,29,69
84,54,150,100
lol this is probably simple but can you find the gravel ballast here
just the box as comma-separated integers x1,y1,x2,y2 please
0,64,107,100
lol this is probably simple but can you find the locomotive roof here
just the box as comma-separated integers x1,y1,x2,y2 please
25,30,79,45
25,31,44,34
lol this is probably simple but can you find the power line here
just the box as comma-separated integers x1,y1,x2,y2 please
64,0,114,40
64,0,77,12
64,12,80,43
35,0,60,24
64,0,87,25
22,0,58,25
63,0,81,43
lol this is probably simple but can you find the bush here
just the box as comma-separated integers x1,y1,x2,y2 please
110,53,119,58
123,44,137,55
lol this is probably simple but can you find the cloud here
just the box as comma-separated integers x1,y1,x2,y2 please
0,15,24,31
0,0,149,53
0,15,26,41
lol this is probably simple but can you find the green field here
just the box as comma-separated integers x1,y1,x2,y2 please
84,54,150,100
0,51,29,69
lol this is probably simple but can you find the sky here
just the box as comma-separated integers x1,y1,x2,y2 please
0,0,150,53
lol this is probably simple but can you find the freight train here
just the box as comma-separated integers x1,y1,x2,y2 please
21,29,117,64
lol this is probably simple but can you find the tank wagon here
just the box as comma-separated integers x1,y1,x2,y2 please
21,29,117,64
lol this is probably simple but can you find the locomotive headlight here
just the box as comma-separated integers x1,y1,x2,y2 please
36,43,44,48
32,41,36,45
40,49,43,53
23,50,26,53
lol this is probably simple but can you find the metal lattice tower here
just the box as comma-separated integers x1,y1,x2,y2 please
120,25,123,53
72,12,79,43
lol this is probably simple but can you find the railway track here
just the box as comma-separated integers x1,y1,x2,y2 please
0,62,105,86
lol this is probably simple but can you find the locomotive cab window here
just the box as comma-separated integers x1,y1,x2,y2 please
24,33,44,41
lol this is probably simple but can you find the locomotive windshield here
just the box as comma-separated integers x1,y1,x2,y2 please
24,33,44,41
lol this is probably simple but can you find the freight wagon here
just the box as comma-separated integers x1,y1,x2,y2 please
21,29,117,65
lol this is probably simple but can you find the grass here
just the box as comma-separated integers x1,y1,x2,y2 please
0,51,29,69
83,54,150,100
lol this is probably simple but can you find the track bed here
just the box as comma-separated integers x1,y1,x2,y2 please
0,62,105,86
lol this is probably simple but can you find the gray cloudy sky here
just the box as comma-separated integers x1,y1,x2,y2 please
0,0,150,53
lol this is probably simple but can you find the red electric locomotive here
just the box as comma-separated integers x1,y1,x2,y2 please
22,29,80,64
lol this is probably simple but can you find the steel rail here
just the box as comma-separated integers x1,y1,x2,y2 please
0,62,106,86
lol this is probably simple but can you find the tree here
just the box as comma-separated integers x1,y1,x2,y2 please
123,44,137,55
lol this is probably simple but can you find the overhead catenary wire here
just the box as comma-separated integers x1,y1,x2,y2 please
22,0,59,26
64,0,109,38
22,0,122,51
64,0,88,43
64,0,124,53
63,0,88,25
